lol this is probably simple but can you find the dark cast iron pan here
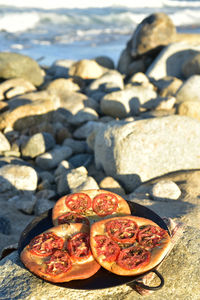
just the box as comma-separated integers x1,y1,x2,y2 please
18,201,170,291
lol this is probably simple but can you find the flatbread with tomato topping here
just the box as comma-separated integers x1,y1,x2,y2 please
90,216,171,276
52,189,131,226
20,223,100,283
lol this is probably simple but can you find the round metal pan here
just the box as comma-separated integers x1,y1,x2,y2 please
18,201,169,291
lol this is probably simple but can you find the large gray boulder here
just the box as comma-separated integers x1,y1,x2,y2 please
94,116,200,192
146,43,200,80
0,52,44,86
129,13,176,57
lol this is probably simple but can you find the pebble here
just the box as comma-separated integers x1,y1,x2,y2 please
150,179,181,201
35,145,72,170
0,78,36,100
68,59,106,79
0,216,11,235
0,132,10,152
68,153,93,168
0,164,38,192
21,132,55,158
8,194,37,214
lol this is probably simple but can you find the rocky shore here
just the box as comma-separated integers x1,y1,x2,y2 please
0,12,200,299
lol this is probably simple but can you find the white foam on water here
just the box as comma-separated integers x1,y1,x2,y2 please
0,0,199,65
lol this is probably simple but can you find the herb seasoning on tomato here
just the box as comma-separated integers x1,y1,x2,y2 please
57,212,90,226
45,250,72,275
137,225,167,249
94,235,120,262
106,218,139,243
92,193,118,216
117,246,151,270
29,232,64,257
67,232,91,260
65,193,91,213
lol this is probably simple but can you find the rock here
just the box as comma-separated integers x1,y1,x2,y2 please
128,72,150,85
47,59,75,78
100,86,157,118
38,171,54,184
99,176,126,196
129,13,176,57
1,225,200,299
142,96,176,111
0,164,38,192
0,78,36,100
86,70,124,97
8,194,37,214
0,201,34,254
177,100,200,121
153,76,183,97
117,48,133,75
0,132,10,152
146,43,200,80
128,169,200,228
35,145,72,170
0,251,132,300
56,166,88,195
34,198,55,216
126,58,146,77
0,98,60,131
94,56,115,69
0,215,11,235
150,180,181,201
35,189,56,200
72,176,99,193
54,160,72,178
63,138,88,154
73,121,105,139
0,52,44,86
94,115,200,192
58,91,99,117
55,127,72,144
175,75,200,103
182,52,200,78
67,107,99,125
0,100,8,112
68,153,93,168
21,132,56,158
46,78,80,93
69,59,106,79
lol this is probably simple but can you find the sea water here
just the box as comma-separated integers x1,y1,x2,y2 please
0,0,200,67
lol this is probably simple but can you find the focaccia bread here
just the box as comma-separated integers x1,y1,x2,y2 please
20,223,100,283
90,216,171,276
52,189,131,226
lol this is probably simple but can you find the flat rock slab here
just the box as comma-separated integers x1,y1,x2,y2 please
0,225,199,300
128,169,200,229
94,115,200,192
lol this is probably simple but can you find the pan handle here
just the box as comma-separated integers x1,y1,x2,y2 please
130,269,164,291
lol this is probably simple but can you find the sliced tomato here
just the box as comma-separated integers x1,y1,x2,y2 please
94,235,120,262
45,250,72,275
92,193,118,216
67,232,91,260
105,218,139,243
137,225,168,249
57,212,90,226
117,246,151,270
65,193,91,213
29,232,64,257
